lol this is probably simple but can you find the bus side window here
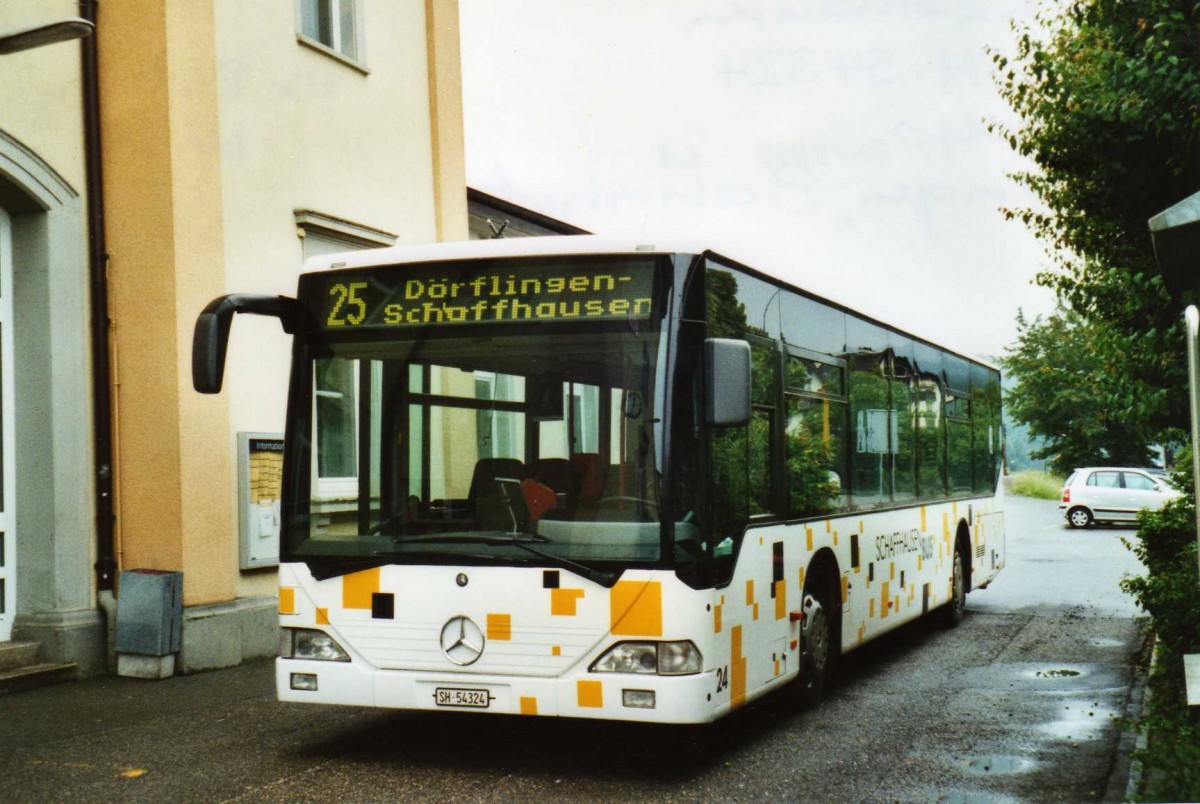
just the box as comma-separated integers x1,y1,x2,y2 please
945,355,974,495
709,425,749,544
848,350,890,509
784,353,848,517
890,339,918,503
914,346,947,498
748,338,778,516
972,363,1000,493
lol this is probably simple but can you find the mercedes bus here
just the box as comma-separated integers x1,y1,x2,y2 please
192,236,1004,723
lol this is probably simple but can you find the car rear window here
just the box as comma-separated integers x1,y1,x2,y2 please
1087,471,1121,488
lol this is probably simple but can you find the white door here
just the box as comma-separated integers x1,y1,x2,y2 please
1122,471,1164,516
0,208,15,641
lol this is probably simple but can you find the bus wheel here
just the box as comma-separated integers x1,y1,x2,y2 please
791,575,834,710
939,544,967,628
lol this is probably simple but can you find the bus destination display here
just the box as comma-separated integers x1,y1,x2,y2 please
322,260,656,330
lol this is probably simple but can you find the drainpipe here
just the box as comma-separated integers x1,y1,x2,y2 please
80,0,116,593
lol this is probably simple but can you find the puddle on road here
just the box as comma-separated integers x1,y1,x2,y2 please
1038,702,1118,742
1086,637,1125,648
1019,666,1090,684
959,754,1037,776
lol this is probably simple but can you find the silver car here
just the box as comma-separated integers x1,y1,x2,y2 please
1059,467,1181,528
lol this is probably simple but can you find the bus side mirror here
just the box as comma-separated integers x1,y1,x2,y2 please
192,294,302,394
704,337,751,427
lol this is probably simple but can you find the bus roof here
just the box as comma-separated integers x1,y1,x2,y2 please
300,234,703,273
301,235,999,373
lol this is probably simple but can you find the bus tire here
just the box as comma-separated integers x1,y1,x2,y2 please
939,542,967,628
790,570,835,710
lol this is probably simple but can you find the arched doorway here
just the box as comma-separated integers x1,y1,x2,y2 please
0,129,98,668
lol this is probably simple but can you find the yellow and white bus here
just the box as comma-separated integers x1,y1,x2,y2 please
193,236,1004,724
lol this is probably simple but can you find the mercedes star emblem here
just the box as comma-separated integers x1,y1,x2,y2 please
440,615,485,666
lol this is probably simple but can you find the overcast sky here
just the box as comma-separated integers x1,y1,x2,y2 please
459,1,1053,359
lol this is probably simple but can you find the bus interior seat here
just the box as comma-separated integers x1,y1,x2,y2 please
468,457,526,530
520,478,557,525
532,458,580,509
570,453,607,508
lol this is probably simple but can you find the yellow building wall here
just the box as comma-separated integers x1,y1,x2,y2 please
426,0,469,243
0,1,87,194
101,1,466,607
101,0,232,605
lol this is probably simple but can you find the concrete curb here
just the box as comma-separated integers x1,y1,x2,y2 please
1120,630,1156,802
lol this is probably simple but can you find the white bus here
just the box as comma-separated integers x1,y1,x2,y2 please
193,236,1004,724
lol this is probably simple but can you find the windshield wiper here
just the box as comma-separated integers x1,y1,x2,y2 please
390,533,551,545
381,534,618,587
306,549,505,581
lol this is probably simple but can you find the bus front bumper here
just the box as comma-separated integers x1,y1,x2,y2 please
276,658,720,724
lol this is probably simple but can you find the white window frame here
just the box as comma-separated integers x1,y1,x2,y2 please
295,0,368,73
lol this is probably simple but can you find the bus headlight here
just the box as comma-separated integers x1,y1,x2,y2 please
591,641,702,675
280,628,351,662
657,641,703,675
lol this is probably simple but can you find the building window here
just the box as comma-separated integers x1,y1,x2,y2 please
295,209,396,256
297,0,364,68
297,211,395,500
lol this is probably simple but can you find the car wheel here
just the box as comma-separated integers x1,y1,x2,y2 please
1067,506,1093,529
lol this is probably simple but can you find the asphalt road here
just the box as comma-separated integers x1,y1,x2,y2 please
0,493,1149,803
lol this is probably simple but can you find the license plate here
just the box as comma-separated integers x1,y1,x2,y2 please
434,687,492,708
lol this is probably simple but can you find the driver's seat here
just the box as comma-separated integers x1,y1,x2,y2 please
468,458,526,530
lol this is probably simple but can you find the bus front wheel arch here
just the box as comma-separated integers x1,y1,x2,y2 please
939,525,971,627
787,552,840,709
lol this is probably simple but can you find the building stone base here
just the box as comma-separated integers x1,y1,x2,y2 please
117,653,175,679
179,596,277,674
13,608,107,678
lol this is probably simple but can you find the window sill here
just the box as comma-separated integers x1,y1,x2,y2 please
296,34,369,75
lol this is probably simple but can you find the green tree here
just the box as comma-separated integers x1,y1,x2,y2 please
991,0,1200,435
1003,307,1154,473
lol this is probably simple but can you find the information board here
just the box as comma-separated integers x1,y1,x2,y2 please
238,432,283,570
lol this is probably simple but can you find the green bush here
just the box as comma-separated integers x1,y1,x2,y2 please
1121,470,1200,801
1007,470,1064,500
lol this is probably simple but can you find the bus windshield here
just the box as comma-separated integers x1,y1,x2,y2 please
283,256,673,576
